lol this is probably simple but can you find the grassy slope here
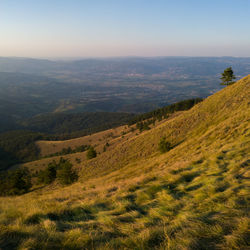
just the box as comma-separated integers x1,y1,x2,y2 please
36,125,133,157
19,115,175,171
0,76,249,249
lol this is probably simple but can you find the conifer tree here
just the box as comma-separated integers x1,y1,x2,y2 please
57,160,77,185
220,67,236,85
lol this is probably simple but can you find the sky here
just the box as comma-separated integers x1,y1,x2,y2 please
1,0,250,58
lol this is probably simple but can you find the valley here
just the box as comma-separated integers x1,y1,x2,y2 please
1,1,250,249
0,75,249,249
1,57,250,134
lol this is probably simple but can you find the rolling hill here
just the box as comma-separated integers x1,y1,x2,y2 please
0,75,249,249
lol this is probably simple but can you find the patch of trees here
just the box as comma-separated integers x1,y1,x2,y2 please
37,161,57,184
45,144,90,158
129,98,203,127
37,158,77,185
136,119,155,132
20,112,135,138
0,158,78,196
0,168,32,196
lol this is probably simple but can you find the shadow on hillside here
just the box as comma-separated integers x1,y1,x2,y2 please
24,206,95,226
0,147,20,171
185,183,203,191
0,229,29,250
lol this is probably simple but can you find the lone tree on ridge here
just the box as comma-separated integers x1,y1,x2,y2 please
220,67,236,85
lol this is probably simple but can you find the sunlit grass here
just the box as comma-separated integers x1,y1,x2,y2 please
0,76,249,249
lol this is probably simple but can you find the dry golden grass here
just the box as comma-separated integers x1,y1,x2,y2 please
0,75,249,249
20,113,178,172
36,111,182,157
36,125,129,157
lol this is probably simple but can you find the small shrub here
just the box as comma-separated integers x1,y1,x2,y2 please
37,162,57,184
87,147,97,159
75,158,81,164
130,127,135,132
158,137,171,153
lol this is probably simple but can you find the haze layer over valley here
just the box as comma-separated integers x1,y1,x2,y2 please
0,56,250,133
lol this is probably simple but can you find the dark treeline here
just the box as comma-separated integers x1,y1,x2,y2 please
20,112,135,136
128,98,203,126
45,145,90,158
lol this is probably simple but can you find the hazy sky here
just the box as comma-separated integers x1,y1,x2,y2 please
1,0,250,58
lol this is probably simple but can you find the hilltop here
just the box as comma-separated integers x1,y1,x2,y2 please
0,76,249,249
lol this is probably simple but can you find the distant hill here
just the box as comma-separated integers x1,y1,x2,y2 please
0,57,250,78
0,57,250,126
20,112,135,136
0,76,249,249
0,99,200,170
0,112,134,170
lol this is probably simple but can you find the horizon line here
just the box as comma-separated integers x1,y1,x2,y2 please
1,55,250,61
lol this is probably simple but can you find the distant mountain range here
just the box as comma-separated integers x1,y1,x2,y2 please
0,56,250,78
0,56,249,133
